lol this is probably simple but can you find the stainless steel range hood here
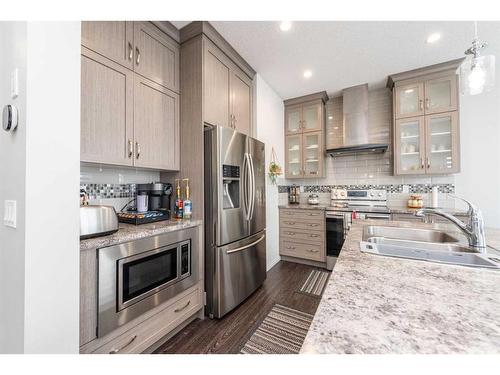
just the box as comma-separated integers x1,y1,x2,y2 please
326,84,388,156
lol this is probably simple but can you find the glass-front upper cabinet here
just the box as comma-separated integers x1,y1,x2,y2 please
424,76,458,114
285,105,302,134
303,132,323,177
395,83,425,119
301,102,323,132
425,112,459,174
395,117,425,175
285,135,303,178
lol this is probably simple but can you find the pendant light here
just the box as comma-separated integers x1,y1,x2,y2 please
460,21,495,95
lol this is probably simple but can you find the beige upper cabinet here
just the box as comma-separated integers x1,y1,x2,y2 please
230,70,252,135
394,82,425,119
389,59,463,175
283,92,328,178
81,47,134,166
134,22,180,93
81,21,134,70
203,39,253,136
134,75,180,170
424,75,458,115
204,44,231,128
81,21,180,171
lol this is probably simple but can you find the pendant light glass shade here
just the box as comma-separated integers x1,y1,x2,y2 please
460,54,496,95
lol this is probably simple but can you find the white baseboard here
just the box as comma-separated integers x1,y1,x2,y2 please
266,256,281,271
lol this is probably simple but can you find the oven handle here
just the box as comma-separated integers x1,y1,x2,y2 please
363,214,391,220
226,234,265,254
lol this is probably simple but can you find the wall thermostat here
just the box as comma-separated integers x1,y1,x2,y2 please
2,104,18,132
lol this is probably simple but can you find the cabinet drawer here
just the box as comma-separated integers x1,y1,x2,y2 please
280,240,325,262
91,284,202,354
280,228,324,244
280,209,324,221
280,218,324,231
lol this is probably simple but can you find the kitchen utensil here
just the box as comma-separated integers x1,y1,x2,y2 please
80,205,119,239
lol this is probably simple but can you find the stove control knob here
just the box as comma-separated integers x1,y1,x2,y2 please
378,193,383,197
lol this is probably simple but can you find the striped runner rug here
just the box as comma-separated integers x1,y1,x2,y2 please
240,304,313,354
299,269,330,296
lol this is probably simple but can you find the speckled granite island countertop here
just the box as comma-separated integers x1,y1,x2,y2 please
80,219,203,251
300,219,500,354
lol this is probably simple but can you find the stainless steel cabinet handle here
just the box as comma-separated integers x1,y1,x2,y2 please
128,139,133,158
419,99,424,110
174,300,191,313
307,249,319,253
136,142,141,159
284,221,295,225
135,47,140,65
307,213,319,216
427,157,430,169
420,157,424,169
285,245,295,250
109,335,137,354
307,223,319,227
425,98,430,109
284,231,295,235
128,42,133,61
309,234,320,237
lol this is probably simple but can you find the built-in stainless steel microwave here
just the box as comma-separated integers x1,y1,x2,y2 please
97,226,199,337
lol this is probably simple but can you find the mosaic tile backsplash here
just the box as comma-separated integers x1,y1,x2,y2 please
278,184,455,194
81,183,136,199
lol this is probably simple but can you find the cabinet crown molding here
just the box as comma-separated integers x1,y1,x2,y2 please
387,57,465,89
179,21,256,79
283,91,329,107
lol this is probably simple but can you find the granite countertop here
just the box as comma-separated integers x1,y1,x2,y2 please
80,219,203,251
300,219,500,354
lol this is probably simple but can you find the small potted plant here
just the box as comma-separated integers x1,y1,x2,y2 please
268,147,282,185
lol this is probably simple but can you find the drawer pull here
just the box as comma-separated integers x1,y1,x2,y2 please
174,300,191,313
307,223,319,227
285,246,296,250
309,234,320,237
284,231,295,235
284,221,295,225
307,213,319,216
109,335,137,354
307,249,319,253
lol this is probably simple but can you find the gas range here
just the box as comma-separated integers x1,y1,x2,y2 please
327,188,390,214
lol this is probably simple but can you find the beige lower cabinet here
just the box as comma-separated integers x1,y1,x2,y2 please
279,208,326,264
133,75,180,170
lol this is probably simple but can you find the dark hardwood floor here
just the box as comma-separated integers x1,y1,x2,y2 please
154,261,325,354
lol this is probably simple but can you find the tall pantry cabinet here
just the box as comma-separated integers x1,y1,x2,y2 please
80,21,180,171
172,21,256,220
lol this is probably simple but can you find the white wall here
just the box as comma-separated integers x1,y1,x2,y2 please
0,22,80,354
0,21,27,354
23,22,81,354
254,74,285,271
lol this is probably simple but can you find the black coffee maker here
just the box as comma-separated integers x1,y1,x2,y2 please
137,182,173,212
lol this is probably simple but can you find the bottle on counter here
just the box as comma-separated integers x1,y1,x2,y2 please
174,179,183,220
183,178,192,221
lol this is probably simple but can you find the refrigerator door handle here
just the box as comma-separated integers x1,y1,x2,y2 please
248,153,256,220
243,153,251,221
225,234,266,254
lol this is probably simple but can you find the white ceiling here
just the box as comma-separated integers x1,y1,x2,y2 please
171,21,500,99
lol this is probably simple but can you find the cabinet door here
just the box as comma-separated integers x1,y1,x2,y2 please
134,22,180,93
394,116,426,175
425,112,459,174
424,76,458,115
204,44,231,128
134,75,180,170
81,47,134,166
285,135,303,178
285,105,302,135
303,132,323,177
394,82,425,119
301,101,323,132
81,21,134,70
231,69,252,135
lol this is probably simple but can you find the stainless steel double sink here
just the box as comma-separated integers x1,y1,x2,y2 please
360,226,500,269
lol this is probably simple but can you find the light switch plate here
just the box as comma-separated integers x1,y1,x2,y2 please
3,200,17,228
11,68,19,99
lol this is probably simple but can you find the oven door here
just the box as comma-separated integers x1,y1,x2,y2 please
326,212,349,258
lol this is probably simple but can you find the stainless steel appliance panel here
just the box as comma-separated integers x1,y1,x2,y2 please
80,205,119,239
98,226,199,337
248,137,266,236
214,230,266,317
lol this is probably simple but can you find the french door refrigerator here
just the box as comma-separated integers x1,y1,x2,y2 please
204,125,266,318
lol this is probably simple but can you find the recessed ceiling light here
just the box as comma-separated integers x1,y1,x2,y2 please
303,70,312,78
279,21,292,32
426,33,441,44
328,115,333,120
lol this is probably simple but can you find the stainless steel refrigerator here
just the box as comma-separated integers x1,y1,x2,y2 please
204,125,266,318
